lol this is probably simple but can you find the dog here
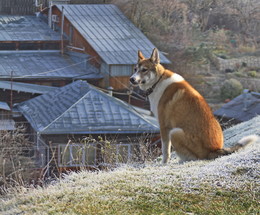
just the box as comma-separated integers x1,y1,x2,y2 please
130,48,257,163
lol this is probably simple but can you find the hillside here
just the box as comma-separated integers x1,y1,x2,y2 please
1,116,259,214
113,0,260,103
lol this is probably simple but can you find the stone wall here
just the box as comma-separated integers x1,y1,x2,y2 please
211,55,260,72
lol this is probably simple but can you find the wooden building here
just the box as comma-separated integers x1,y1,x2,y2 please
46,4,170,90
15,80,160,174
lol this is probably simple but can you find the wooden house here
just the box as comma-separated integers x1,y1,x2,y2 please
47,4,170,90
0,14,103,86
15,80,160,174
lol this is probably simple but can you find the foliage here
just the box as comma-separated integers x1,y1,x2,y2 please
248,70,257,77
220,78,243,100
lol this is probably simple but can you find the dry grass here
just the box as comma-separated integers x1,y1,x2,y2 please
0,116,259,215
0,126,35,191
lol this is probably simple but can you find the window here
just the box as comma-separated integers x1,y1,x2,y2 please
58,144,96,167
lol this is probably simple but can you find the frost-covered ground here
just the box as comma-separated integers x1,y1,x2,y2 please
1,116,259,215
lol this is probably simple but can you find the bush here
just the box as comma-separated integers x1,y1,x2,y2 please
220,79,243,100
248,70,257,78
234,71,247,78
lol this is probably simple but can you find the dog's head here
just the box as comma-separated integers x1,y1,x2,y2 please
130,48,162,90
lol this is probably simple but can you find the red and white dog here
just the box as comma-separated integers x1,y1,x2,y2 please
130,48,257,163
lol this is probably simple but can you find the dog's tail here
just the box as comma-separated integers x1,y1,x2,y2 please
208,135,258,159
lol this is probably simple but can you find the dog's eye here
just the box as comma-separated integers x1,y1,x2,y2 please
142,68,148,73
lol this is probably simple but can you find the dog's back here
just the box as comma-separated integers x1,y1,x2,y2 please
157,75,224,161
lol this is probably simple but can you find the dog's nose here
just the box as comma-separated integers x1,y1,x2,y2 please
130,77,137,84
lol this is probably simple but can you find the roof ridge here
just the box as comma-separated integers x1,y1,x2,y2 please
40,81,90,132
42,83,158,133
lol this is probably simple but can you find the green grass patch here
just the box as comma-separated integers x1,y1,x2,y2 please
7,185,258,215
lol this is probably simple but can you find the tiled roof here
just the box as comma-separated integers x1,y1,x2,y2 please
0,51,102,79
16,80,159,134
0,15,60,41
55,4,170,65
214,91,260,122
0,81,57,94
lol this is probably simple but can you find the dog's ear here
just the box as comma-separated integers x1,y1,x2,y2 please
150,48,160,64
138,50,145,62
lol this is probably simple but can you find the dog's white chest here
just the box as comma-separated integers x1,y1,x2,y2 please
149,92,161,119
148,73,184,119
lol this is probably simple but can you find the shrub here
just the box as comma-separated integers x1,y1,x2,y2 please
220,79,243,100
248,70,257,78
234,71,247,78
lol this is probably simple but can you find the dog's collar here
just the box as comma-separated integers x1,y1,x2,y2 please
143,73,164,97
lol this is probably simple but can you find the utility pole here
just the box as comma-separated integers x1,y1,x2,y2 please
61,6,65,55
10,71,13,112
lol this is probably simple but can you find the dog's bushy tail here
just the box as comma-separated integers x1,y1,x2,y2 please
208,135,258,159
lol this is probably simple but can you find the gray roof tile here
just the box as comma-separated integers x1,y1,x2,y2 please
56,4,170,65
16,80,159,134
0,51,102,79
214,91,260,122
0,15,60,41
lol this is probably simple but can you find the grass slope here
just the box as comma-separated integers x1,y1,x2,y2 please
1,116,260,215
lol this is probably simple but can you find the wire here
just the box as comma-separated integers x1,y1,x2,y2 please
97,65,147,101
1,53,146,100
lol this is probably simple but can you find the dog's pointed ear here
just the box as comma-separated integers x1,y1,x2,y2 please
138,50,145,62
150,48,160,64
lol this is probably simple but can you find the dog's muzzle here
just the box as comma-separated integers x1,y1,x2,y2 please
130,77,139,85
130,76,146,86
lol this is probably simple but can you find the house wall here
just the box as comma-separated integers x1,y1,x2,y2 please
52,7,101,66
99,62,133,90
109,76,131,90
110,65,133,77
0,89,37,107
0,0,34,15
0,41,60,51
109,65,133,90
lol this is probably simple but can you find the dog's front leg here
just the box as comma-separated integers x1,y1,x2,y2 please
162,139,171,163
160,129,171,163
